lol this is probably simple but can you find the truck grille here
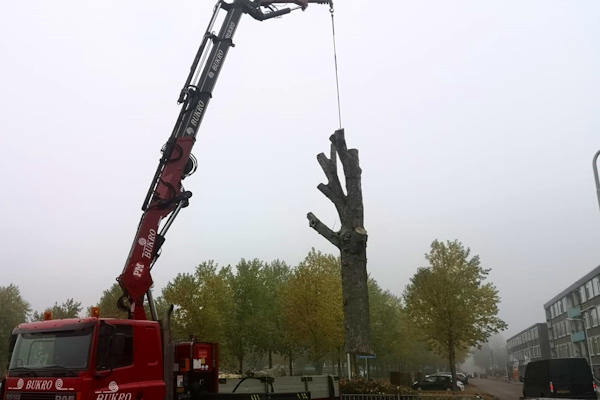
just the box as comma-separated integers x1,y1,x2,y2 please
7,393,68,400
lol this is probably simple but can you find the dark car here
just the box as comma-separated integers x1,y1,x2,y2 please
523,358,597,399
412,375,465,391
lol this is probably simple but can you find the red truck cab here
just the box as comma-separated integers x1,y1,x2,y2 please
5,318,165,400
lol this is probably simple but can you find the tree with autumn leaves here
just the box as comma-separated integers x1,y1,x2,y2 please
281,250,345,374
403,240,507,391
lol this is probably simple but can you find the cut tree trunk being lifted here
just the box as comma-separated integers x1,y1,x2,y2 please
307,129,372,355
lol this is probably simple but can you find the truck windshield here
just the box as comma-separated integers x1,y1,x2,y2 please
9,326,94,373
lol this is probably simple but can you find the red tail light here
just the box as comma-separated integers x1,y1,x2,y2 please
593,382,596,390
550,382,554,393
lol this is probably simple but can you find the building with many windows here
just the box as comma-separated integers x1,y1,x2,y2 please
507,323,551,379
544,264,600,376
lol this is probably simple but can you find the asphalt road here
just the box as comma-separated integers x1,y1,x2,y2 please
471,378,523,400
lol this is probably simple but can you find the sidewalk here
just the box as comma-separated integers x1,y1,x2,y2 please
490,377,522,385
470,378,523,400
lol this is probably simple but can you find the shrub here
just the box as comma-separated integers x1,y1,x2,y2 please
339,377,416,395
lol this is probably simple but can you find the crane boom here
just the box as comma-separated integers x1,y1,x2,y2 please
117,0,331,320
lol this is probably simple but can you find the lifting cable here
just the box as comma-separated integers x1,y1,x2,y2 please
330,2,343,129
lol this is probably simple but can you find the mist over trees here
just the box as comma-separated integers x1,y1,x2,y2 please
471,333,508,374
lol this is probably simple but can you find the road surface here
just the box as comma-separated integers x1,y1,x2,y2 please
471,378,523,400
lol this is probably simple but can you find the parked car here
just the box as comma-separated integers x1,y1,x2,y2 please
412,374,465,391
479,371,488,378
523,358,596,399
438,372,469,385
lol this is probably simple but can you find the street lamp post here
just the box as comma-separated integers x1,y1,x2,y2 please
592,150,600,211
567,312,595,379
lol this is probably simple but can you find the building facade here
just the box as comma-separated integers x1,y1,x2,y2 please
544,264,600,377
507,323,551,379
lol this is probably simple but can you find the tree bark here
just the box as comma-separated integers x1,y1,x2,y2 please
239,355,244,375
307,129,372,355
269,349,273,369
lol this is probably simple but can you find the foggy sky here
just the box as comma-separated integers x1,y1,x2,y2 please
1,1,600,340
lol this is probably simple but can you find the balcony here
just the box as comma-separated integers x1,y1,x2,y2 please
572,331,586,342
568,306,582,318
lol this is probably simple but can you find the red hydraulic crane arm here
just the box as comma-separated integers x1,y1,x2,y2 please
117,0,331,321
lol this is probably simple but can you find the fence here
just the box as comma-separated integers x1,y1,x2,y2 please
342,395,482,400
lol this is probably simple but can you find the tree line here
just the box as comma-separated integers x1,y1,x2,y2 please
91,248,446,375
1,240,505,383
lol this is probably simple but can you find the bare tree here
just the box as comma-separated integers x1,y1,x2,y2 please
489,333,507,376
307,129,372,355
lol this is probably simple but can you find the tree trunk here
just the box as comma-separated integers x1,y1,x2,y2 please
449,340,457,393
239,354,244,375
307,129,372,355
337,347,342,377
331,356,337,376
269,349,273,369
315,359,324,375
288,351,293,376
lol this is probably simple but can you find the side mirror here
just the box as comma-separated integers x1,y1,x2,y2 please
111,333,126,358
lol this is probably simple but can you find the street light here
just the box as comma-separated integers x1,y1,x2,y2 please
567,306,596,378
592,150,600,212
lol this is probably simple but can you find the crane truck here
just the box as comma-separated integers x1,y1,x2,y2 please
1,2,340,400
